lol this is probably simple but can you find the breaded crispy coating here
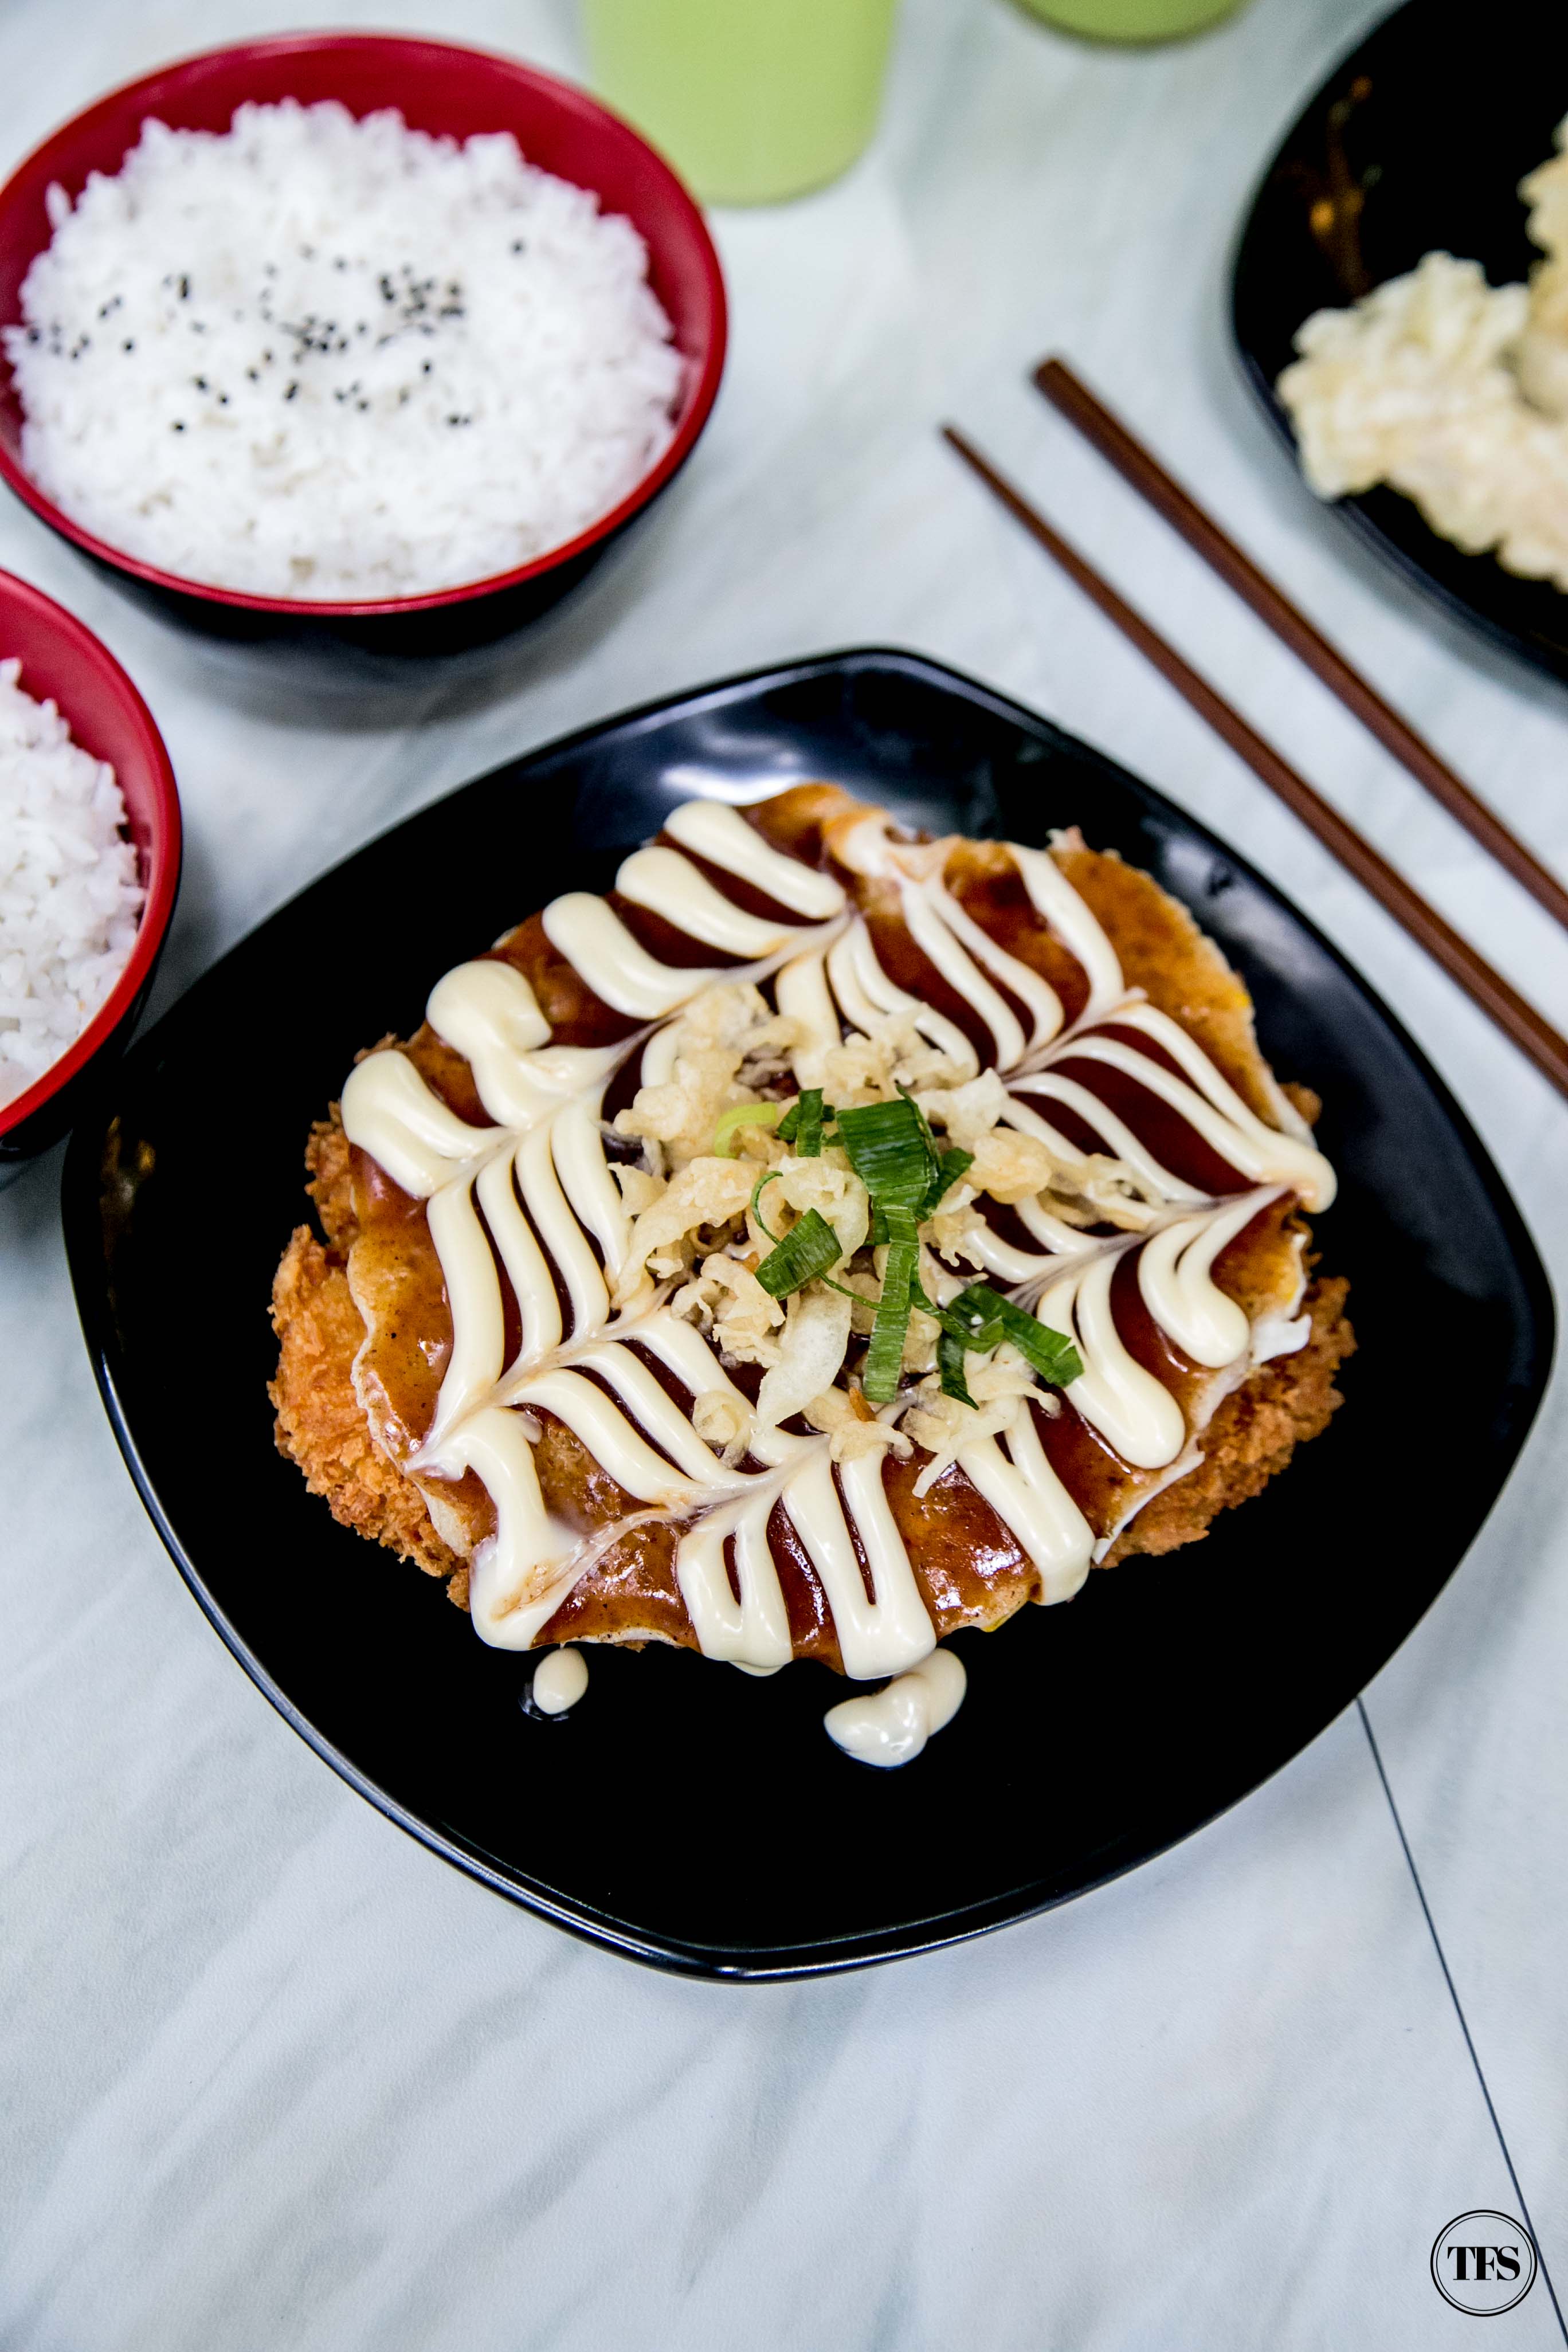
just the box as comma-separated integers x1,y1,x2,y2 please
270,1203,459,1587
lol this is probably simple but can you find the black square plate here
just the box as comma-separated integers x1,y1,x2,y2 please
62,650,1554,1978
1232,0,1568,685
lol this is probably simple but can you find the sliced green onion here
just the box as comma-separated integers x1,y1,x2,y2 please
750,1169,785,1244
835,1096,938,1213
947,1283,1084,1388
920,1147,973,1220
712,1101,783,1157
936,1326,977,1407
794,1087,828,1157
755,1208,845,1299
897,1081,940,1151
754,1083,1079,1406
910,1280,977,1348
910,1276,1084,1391
996,1301,1083,1389
863,1202,920,1404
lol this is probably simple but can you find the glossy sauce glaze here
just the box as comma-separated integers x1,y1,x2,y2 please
338,786,1336,1722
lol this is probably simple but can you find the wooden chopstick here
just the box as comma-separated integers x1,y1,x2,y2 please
940,422,1568,1106
1033,354,1568,938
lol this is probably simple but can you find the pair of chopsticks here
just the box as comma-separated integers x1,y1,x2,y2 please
942,360,1568,1105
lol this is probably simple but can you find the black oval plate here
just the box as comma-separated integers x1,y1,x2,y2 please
1232,0,1568,685
62,650,1553,1978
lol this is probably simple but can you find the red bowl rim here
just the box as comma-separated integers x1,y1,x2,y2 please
0,30,729,620
0,569,181,1140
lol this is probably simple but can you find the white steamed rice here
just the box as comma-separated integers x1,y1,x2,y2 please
3,101,686,601
0,660,143,1108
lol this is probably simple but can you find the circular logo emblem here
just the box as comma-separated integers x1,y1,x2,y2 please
1430,2212,1538,2315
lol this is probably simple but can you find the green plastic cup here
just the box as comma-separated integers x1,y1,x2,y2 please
581,0,902,206
1014,0,1246,39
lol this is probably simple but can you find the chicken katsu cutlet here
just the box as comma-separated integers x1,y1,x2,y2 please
271,782,1352,1757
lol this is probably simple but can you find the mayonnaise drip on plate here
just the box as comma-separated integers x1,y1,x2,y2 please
824,1648,967,1767
339,794,1336,1706
531,1645,589,1716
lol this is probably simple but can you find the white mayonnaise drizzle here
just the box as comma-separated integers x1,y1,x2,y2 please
824,1647,967,1767
1012,842,1125,1021
1045,1004,1336,1209
617,846,808,960
826,918,976,1075
339,795,1336,1690
531,1645,589,1715
957,1404,1096,1603
1137,1187,1277,1368
897,879,1055,1069
340,1048,495,1198
1037,1244,1189,1471
663,798,847,920
541,893,719,1018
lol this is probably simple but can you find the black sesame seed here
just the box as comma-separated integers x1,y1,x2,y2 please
123,340,134,352
171,421,185,432
284,382,298,401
